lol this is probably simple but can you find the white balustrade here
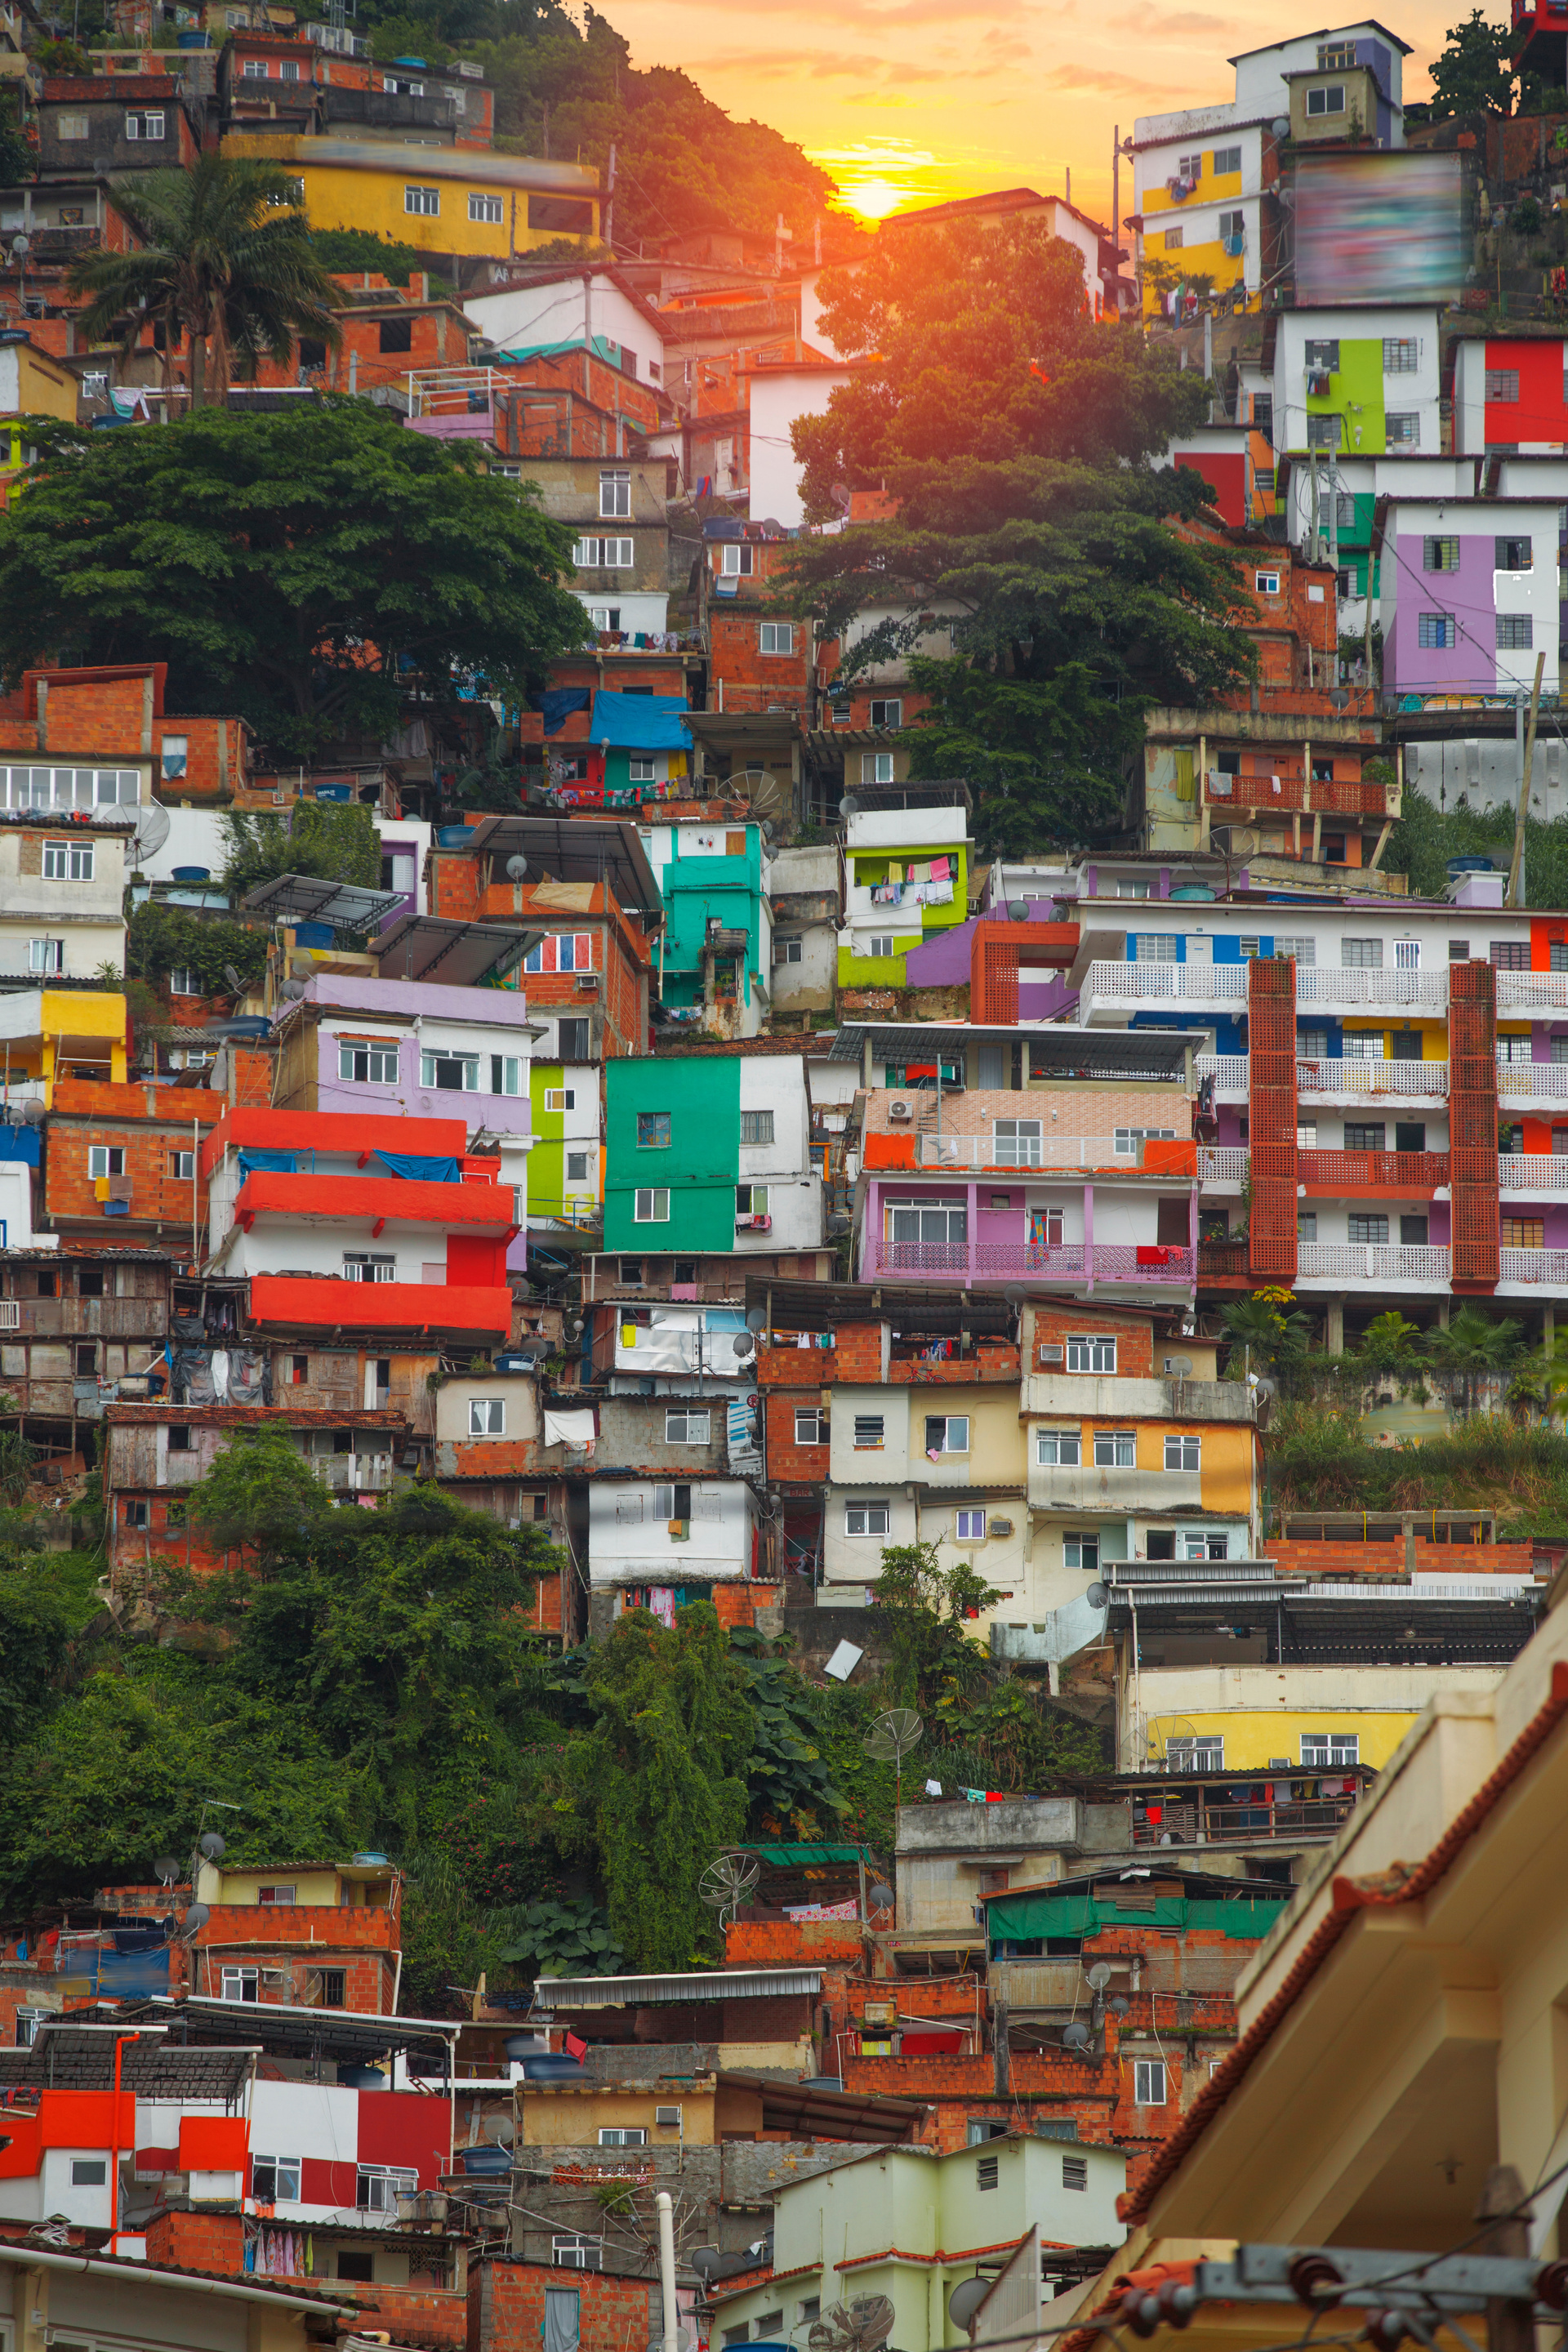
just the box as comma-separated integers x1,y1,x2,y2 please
1499,1155,1568,1191
1297,1243,1452,1284
1499,1248,1568,1285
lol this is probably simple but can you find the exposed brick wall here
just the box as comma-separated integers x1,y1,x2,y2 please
711,1581,782,1629
724,1922,866,1968
46,1082,220,1236
763,1390,830,1486
1267,1539,1531,1578
470,2258,657,2352
145,2210,245,2272
350,2283,468,2347
1031,1307,1154,1379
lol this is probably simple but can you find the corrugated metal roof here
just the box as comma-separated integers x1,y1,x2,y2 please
535,1967,822,2006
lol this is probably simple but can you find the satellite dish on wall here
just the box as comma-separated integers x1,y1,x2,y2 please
1062,2021,1091,2049
131,804,171,865
1086,1582,1109,1610
506,855,529,880
1086,1962,1112,1991
222,965,243,993
840,795,861,817
154,1855,181,1886
948,2279,992,2330
198,1830,226,1860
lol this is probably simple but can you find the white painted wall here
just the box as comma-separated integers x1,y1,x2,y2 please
464,274,665,382
748,364,849,528
737,1054,822,1252
587,1475,757,1584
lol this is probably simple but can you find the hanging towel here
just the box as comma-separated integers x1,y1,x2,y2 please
925,1778,943,1796
931,855,951,880
544,1406,598,1452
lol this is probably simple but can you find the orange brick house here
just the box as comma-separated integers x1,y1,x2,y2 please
0,663,253,802
43,1076,221,1246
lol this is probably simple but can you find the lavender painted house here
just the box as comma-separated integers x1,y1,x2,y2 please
1379,497,1561,698
273,972,537,1268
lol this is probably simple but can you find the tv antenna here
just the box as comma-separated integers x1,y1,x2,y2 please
697,1850,760,1929
862,1708,922,1806
808,2296,895,2352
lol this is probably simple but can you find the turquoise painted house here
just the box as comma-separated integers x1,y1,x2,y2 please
640,817,770,1038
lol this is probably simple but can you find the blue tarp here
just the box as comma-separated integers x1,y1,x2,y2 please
375,1152,461,1183
238,1149,300,1174
0,1129,40,1165
589,691,693,752
541,688,591,737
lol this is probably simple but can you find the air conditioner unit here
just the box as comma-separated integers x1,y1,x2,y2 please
576,973,600,992
1040,1343,1064,1364
888,1099,914,1124
655,2105,682,2127
988,1517,1014,1538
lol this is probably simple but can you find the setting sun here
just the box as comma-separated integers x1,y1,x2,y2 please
835,176,922,223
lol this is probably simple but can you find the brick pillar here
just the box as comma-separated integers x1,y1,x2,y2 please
1247,956,1298,1284
1450,959,1500,1294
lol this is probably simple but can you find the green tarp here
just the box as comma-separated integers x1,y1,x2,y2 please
736,1843,877,1865
986,1891,1288,1942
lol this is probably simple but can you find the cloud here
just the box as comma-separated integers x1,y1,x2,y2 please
701,41,1024,82
1106,6,1241,32
1038,59,1166,91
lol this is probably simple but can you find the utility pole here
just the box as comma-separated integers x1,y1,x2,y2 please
1507,651,1545,907
604,140,615,255
1113,127,1120,309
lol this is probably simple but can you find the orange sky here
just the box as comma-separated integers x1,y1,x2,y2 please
606,0,1463,232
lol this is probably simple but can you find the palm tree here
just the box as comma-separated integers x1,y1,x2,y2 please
68,155,343,408
1423,1307,1521,1419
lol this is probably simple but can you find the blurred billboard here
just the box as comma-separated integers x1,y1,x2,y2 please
1294,151,1465,305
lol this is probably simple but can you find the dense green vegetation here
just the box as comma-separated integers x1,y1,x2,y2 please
1385,785,1568,906
0,1434,1105,2008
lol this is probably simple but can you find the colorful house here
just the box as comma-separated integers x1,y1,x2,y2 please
837,800,970,989
603,1049,822,1258
639,814,770,1036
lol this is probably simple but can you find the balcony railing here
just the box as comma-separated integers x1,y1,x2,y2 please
914,1134,1178,1170
1131,1793,1359,1845
1197,1147,1250,1182
1083,962,1446,1013
1499,1248,1568,1285
1499,1063,1568,1098
1205,773,1391,817
1297,1243,1452,1284
1297,969,1447,1008
1298,1058,1450,1100
1298,1148,1449,1190
1499,1154,1568,1190
1195,1054,1250,1094
862,1239,1195,1285
1496,973,1568,1012
1196,1239,1250,1277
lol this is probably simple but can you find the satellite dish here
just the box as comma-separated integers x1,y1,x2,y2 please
725,767,789,822
1007,900,1031,922
153,1855,181,1886
180,1900,211,1936
1086,1581,1109,1609
198,1830,226,1860
506,855,528,880
1003,1284,1027,1307
733,1331,756,1359
1108,1994,1130,2016
222,965,243,993
17,1098,43,1125
810,2298,895,2352
689,2247,722,2284
698,1850,761,1927
278,979,306,1001
863,1708,921,1765
131,804,171,864
645,2335,693,2352
1166,1355,1193,1377
481,2114,515,2145
745,1306,768,1332
830,481,853,514
840,795,861,817
1062,2021,1091,2049
948,2278,993,2330
1086,1962,1112,1991
866,1879,893,1913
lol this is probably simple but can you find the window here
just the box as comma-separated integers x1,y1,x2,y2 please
956,1508,987,1540
290,1354,309,1387
88,1146,124,1179
403,184,440,214
71,2158,108,2186
469,190,504,223
124,1499,149,1529
795,1408,826,1444
1349,1213,1389,1243
559,1017,591,1060
1384,339,1420,374
1036,1429,1082,1466
1134,2059,1168,2105
78,1266,104,1299
1318,38,1355,64
169,966,198,996
666,1408,710,1442
1275,936,1316,967
634,1188,670,1223
863,753,896,785
1115,1126,1177,1156
75,1342,96,1378
1063,2154,1089,2190
720,542,754,575
566,1152,592,1184
344,1253,396,1282
620,1259,644,1283
1486,369,1521,402
1345,1121,1386,1151
1503,1215,1546,1248
1305,337,1340,371
43,839,93,880
1342,938,1383,969
421,1049,479,1091
469,1399,505,1437
627,755,657,783
1306,82,1345,114
755,2319,786,2340
1491,940,1530,969
853,1413,885,1449
576,536,635,568
736,1184,768,1215
1254,569,1281,596
599,2127,648,2148
889,1200,966,1253
524,933,595,976
870,697,902,727
252,2157,302,2203
1212,143,1241,172
256,1883,296,1906
599,469,631,517
1067,1334,1116,1373
489,1055,524,1098
1218,208,1245,241
924,1414,969,1455
1094,1430,1136,1468
1306,414,1342,449
977,2155,1000,2191
740,1109,774,1144
846,1501,891,1535
1423,536,1459,572
15,2007,47,2047
993,1117,1043,1165
359,2166,419,2211
1162,226,1183,251
1414,608,1459,651
1064,1532,1099,1571
554,2237,604,2270
774,936,803,964
1386,413,1420,448
1499,614,1534,650
221,1965,259,2002
1165,1435,1200,1471
125,108,166,136
340,1040,399,1084
1301,1732,1359,1768
56,109,89,136
167,1425,191,1453
760,622,795,654
29,938,62,974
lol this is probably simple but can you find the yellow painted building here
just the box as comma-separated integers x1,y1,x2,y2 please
0,990,131,1102
222,136,600,264
1121,1661,1507,1773
516,2074,808,2149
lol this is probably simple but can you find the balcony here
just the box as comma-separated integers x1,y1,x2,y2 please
1080,960,1447,1022
247,1274,512,1342
1197,1238,1249,1279
1298,1058,1450,1102
914,1133,1194,1173
1296,1243,1451,1287
1499,1153,1568,1192
1195,1054,1250,1098
860,1238,1195,1287
1129,1789,1360,1845
232,1171,519,1237
1499,1248,1568,1287
1197,1147,1249,1184
1496,973,1568,1013
1298,1148,1449,1192
1297,969,1447,1009
1205,773,1391,817
1498,1063,1568,1102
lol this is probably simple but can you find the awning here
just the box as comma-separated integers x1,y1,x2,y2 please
372,914,545,987
0,2029,256,2101
715,2070,924,2145
453,817,663,929
96,1993,459,2066
742,1276,1014,1338
535,1967,822,2007
827,1022,1207,1080
733,1844,881,1866
238,873,408,933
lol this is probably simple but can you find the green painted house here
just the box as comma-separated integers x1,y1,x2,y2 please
639,818,769,1036
604,1049,822,1257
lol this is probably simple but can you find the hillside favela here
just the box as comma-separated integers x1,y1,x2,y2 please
3,1,1568,2350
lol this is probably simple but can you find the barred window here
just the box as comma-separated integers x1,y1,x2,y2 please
1498,614,1534,649
1423,536,1459,572
1486,369,1521,402
1383,338,1419,373
1418,612,1457,649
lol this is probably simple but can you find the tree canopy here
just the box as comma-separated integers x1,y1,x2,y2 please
1427,7,1515,117
0,399,590,758
779,219,1256,853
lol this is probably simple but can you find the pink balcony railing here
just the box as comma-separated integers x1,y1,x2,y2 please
862,1240,1194,1285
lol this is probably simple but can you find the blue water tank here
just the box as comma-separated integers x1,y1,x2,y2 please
172,865,210,881
293,921,332,948
459,2143,512,2176
437,826,474,847
1447,857,1494,877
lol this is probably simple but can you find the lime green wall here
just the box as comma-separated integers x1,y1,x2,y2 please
1304,338,1385,458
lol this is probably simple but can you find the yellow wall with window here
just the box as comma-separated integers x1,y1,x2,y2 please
221,136,600,262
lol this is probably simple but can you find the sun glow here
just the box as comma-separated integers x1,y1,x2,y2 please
835,175,922,222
